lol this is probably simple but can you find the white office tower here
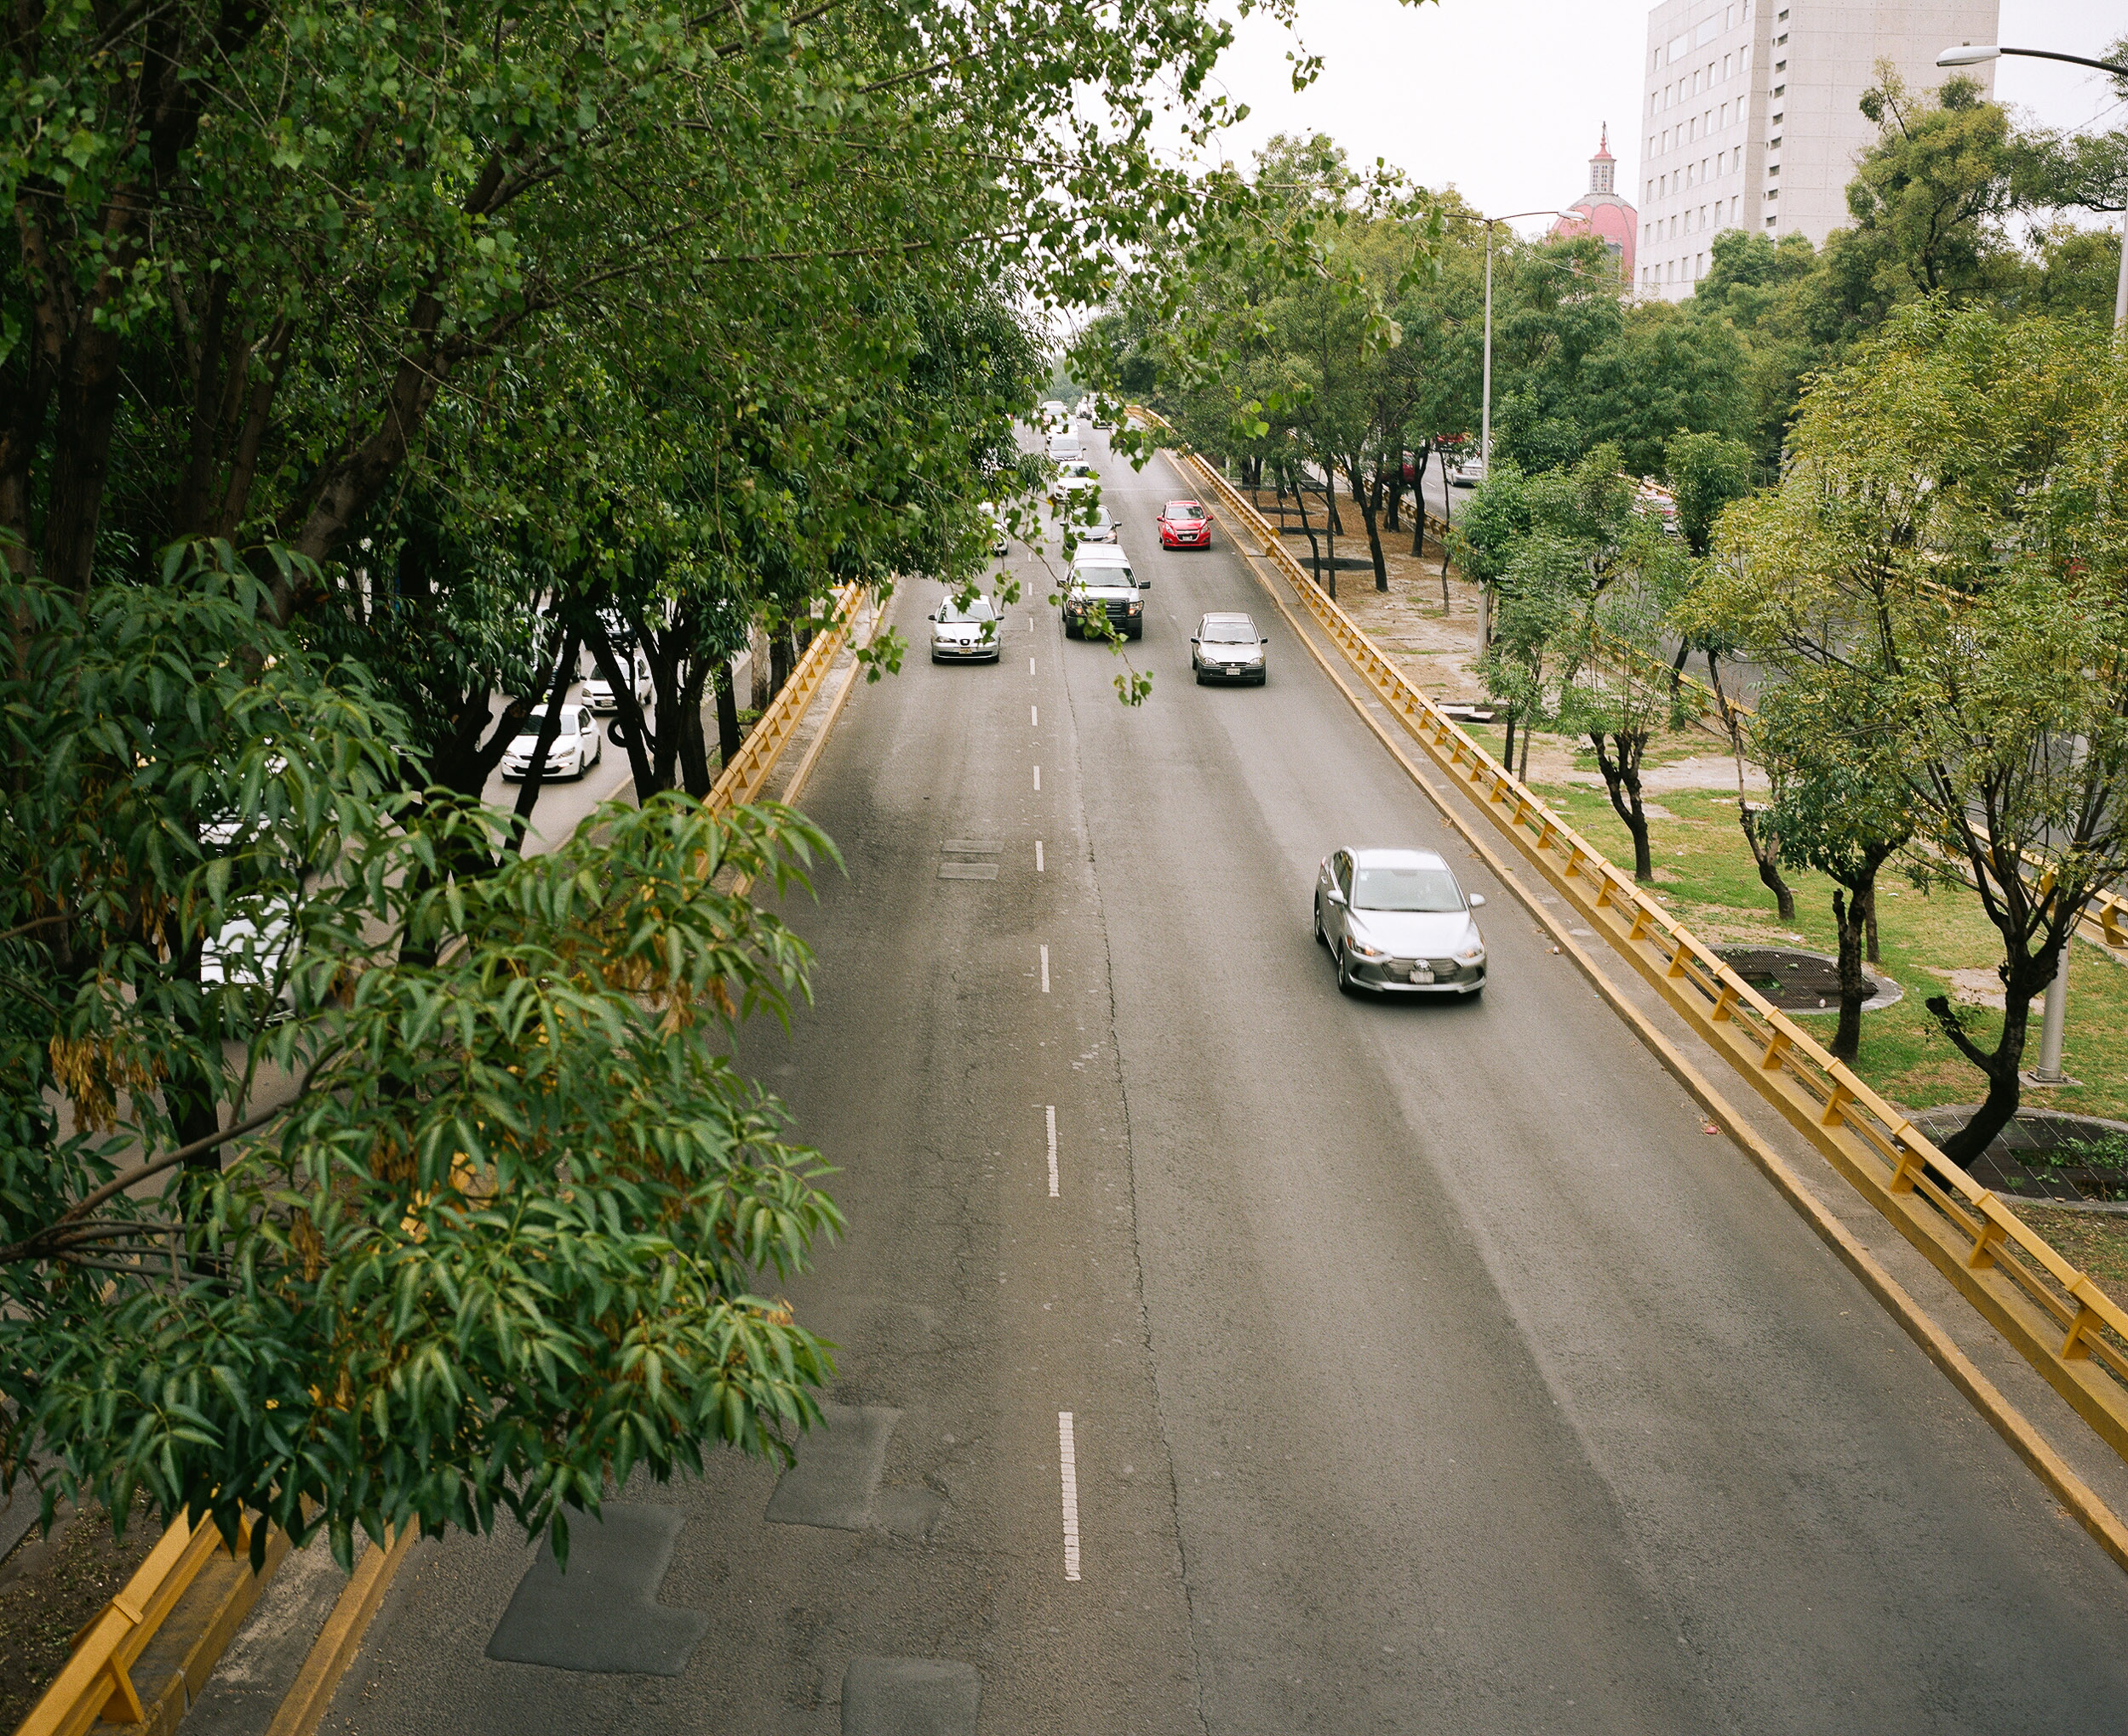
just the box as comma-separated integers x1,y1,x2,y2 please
1636,0,1999,300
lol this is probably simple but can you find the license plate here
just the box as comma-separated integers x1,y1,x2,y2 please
1410,968,1433,984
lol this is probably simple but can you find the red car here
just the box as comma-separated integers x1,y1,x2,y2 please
1158,500,1212,549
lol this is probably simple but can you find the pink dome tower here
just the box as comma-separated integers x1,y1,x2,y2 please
1549,126,1637,286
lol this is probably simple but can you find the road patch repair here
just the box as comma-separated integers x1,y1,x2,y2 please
766,1402,946,1539
839,1654,980,1736
484,1503,707,1675
940,838,1002,879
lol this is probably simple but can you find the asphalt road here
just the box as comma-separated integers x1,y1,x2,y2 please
328,429,2128,1735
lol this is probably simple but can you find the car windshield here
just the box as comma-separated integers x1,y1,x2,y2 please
1353,865,1463,912
1166,502,1204,518
939,598,995,623
1202,620,1256,643
525,705,581,730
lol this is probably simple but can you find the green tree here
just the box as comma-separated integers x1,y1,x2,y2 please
1694,302,2128,1162
1756,671,1916,1060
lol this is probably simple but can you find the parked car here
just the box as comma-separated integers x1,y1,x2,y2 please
1313,847,1487,996
501,703,603,781
929,592,1002,663
583,653,650,715
1448,454,1487,488
1158,500,1212,549
1191,612,1267,685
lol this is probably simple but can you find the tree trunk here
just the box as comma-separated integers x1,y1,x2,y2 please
1829,882,1871,1062
675,656,716,799
770,626,794,700
1292,477,1324,589
1738,807,1798,922
1862,882,1880,965
1502,710,1517,777
1351,455,1388,592
1708,651,1797,922
1518,726,1531,785
1410,444,1432,557
1590,729,1654,882
1438,473,1454,616
1383,450,1403,533
714,659,742,772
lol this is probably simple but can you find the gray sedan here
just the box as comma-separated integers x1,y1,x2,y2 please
1314,846,1487,996
1192,612,1267,684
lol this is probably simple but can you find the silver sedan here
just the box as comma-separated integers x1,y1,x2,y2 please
1192,612,1267,684
1314,846,1487,996
930,592,1002,663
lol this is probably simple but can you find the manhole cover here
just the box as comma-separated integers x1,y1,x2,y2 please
1714,946,1899,1014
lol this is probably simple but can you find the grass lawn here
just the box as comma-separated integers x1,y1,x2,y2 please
1456,720,2128,1127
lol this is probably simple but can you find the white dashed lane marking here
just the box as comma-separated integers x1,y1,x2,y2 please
1046,1105,1059,1197
1040,945,1050,993
1059,1411,1082,1581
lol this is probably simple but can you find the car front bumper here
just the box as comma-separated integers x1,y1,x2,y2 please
932,637,1000,660
1161,528,1210,546
1347,956,1484,995
1196,657,1265,682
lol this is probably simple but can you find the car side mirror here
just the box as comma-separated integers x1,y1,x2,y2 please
1260,637,1270,644
1326,888,1347,907
928,608,941,621
1468,894,1486,908
1139,578,1152,590
1189,637,1200,646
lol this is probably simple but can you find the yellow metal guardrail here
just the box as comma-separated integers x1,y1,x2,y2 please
20,1510,253,1736
706,584,865,816
1135,408,2128,1467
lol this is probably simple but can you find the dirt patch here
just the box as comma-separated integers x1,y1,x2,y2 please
0,1498,164,1730
1926,965,2045,1012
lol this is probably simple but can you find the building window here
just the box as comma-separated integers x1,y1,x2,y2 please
1776,32,1788,46
1723,52,1732,79
1730,195,1739,223
1719,100,1729,128
1767,163,1779,176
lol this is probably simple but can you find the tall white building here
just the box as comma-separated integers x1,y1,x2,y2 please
1636,0,1998,300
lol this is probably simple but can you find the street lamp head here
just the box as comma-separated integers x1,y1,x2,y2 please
1935,43,2001,66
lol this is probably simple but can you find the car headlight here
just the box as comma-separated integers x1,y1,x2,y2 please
1127,599,1142,614
1347,938,1387,961
1455,935,1485,963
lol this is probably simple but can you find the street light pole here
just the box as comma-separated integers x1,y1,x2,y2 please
1936,42,2128,1086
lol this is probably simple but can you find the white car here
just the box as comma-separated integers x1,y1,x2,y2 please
1047,432,1084,463
1448,454,1487,488
1314,847,1487,996
978,500,1011,557
582,654,651,715
501,702,603,781
1049,459,1098,506
930,593,1002,663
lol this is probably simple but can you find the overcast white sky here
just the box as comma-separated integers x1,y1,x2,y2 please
1176,0,2127,238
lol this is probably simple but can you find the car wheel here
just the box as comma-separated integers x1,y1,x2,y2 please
1335,940,1357,996
1313,896,1325,945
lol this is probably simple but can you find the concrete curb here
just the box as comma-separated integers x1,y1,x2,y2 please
260,1526,416,1736
1230,536,2128,1581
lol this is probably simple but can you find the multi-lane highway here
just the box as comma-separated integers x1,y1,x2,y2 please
323,430,2128,1734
